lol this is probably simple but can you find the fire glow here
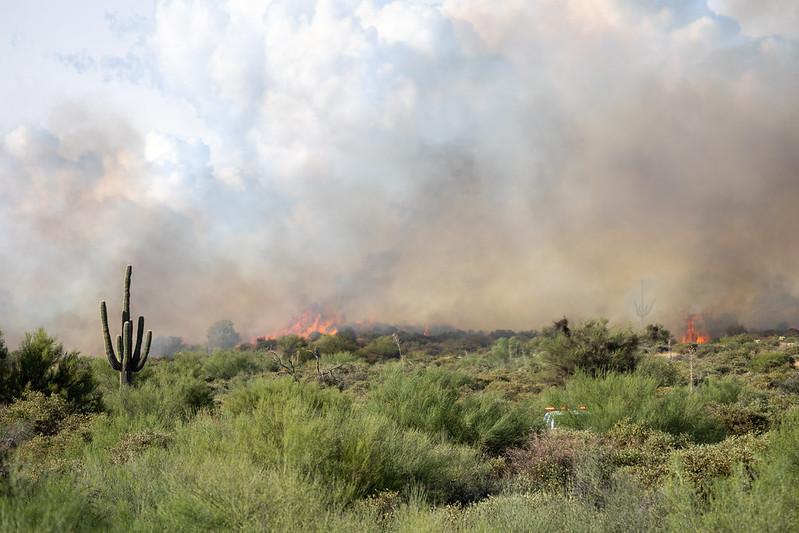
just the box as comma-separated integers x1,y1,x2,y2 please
266,308,341,339
681,314,710,344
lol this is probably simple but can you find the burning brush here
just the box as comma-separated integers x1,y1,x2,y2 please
681,314,710,344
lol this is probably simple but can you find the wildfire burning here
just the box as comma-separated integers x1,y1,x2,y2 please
266,307,341,339
681,314,710,344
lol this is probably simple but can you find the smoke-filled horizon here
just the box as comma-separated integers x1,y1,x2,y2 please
1,0,798,353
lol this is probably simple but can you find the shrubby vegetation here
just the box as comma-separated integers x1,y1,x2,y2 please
0,329,99,409
1,319,799,531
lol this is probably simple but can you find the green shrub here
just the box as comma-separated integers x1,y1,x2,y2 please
11,413,96,480
672,433,769,498
536,319,640,380
0,330,99,411
695,376,744,405
359,336,400,361
312,334,359,355
200,350,273,380
0,392,71,437
506,429,600,491
543,372,660,433
458,393,539,454
276,335,307,360
750,351,793,372
544,373,727,442
707,403,770,435
224,378,491,504
103,374,213,428
449,488,664,533
604,419,684,486
369,369,470,439
0,393,96,482
0,475,106,532
111,430,172,464
636,356,681,386
368,369,537,453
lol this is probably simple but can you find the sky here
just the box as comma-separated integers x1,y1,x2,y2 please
1,0,798,352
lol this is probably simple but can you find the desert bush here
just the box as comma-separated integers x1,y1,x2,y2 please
449,487,664,533
0,330,99,411
312,333,359,355
775,374,799,394
0,393,97,483
0,392,71,437
643,323,672,344
276,335,307,360
369,369,470,439
458,393,540,454
537,319,640,380
368,369,537,453
544,372,727,442
0,475,106,532
695,376,744,405
11,413,96,480
103,374,213,428
359,336,400,361
750,350,793,372
200,350,268,380
636,356,681,386
707,403,770,435
604,418,684,487
224,377,491,504
672,433,768,498
110,429,172,464
506,429,600,491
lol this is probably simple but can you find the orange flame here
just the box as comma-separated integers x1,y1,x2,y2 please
681,314,710,344
266,308,341,339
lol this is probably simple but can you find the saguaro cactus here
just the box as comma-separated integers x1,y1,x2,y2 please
100,265,152,387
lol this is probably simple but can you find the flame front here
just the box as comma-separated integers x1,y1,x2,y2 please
681,314,710,344
266,308,340,339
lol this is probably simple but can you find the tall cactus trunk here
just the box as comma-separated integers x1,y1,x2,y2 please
101,265,153,389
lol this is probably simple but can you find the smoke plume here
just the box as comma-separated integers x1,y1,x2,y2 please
1,0,798,352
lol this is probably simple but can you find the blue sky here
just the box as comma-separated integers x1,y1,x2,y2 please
1,1,798,351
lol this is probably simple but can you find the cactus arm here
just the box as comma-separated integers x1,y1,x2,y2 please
132,316,145,363
117,335,123,360
135,330,152,372
122,265,132,324
100,301,121,371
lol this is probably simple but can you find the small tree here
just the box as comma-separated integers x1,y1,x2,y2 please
276,335,307,362
207,320,241,351
644,324,671,344
0,329,99,410
537,319,640,380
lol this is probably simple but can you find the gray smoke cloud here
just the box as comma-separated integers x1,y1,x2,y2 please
1,0,798,352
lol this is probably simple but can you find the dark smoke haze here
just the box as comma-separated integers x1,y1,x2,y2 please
1,1,798,353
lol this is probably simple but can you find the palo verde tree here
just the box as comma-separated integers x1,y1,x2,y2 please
100,265,152,388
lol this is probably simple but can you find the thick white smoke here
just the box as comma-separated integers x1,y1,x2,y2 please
1,0,798,351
